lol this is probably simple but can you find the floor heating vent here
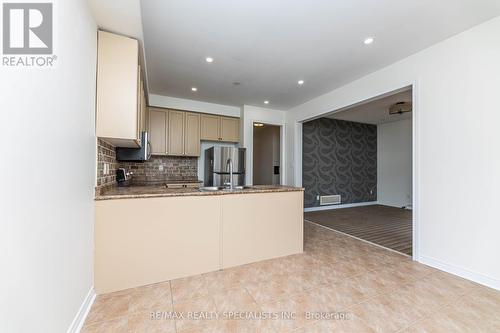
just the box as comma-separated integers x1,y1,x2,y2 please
320,195,341,205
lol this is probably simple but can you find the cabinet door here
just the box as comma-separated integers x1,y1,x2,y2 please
168,110,185,156
149,109,167,155
200,114,220,141
96,31,139,147
220,117,239,142
185,112,201,156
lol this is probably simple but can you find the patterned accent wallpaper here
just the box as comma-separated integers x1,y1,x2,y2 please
302,118,377,208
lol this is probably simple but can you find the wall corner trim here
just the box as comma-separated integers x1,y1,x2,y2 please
66,287,96,333
419,255,500,291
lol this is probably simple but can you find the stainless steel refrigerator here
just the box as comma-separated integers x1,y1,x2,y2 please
204,147,246,187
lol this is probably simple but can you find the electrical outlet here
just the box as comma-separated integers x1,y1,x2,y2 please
158,165,164,171
103,163,109,175
316,195,320,201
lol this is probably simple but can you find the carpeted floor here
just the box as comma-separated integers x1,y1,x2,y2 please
304,204,412,256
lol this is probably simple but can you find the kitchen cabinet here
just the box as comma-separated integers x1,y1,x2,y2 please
220,116,239,142
96,31,144,148
149,108,167,155
184,112,201,156
94,190,303,293
200,114,220,141
149,108,238,156
168,110,185,155
200,114,239,142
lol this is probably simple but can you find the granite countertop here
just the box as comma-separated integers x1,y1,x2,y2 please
95,185,304,201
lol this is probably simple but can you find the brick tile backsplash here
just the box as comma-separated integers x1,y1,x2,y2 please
121,155,198,183
96,139,118,189
96,139,199,193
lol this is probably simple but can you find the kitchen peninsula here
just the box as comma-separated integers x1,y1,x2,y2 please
94,185,304,294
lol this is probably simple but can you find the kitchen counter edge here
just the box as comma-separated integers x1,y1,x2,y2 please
95,185,304,201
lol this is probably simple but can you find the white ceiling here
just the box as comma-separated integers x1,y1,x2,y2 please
326,89,412,125
95,0,500,110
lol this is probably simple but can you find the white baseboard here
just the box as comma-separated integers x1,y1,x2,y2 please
304,201,378,212
419,255,500,291
67,287,96,333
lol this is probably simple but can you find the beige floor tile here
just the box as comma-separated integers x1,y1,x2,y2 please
128,281,172,314
427,270,479,296
244,278,292,304
173,296,218,332
82,221,496,333
203,268,245,293
212,288,261,313
85,293,132,325
295,316,376,333
81,316,129,333
171,274,209,303
127,311,176,333
215,318,267,333
403,305,479,333
311,279,376,312
349,296,410,332
258,291,321,332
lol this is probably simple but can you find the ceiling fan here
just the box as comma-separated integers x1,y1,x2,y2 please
389,101,412,115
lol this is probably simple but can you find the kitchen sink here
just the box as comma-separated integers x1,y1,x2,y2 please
199,185,280,192
199,185,250,192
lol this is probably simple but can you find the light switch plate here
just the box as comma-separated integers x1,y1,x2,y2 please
159,165,164,171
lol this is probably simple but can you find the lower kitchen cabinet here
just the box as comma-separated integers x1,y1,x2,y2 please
94,196,221,294
94,190,303,294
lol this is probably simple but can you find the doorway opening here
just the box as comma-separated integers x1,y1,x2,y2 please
253,122,281,185
303,87,414,256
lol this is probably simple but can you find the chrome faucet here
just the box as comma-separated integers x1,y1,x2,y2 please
225,158,234,190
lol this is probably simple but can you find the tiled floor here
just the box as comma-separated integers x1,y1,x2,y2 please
82,221,500,332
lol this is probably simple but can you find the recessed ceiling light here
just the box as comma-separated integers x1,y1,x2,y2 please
205,57,214,63
254,123,264,127
298,80,304,85
364,37,374,45
191,87,197,92
264,100,269,104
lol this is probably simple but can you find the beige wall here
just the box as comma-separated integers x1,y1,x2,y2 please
286,17,500,290
0,1,97,332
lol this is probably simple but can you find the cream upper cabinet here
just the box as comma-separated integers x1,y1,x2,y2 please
184,112,201,156
149,109,167,155
96,31,140,148
200,114,220,141
168,110,185,156
220,117,239,142
200,114,239,142
149,108,238,157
